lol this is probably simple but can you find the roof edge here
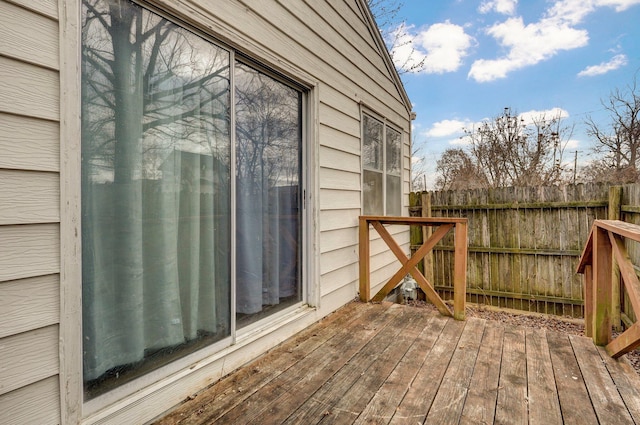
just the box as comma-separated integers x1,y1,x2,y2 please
355,0,413,119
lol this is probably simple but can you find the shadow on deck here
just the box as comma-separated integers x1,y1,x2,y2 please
153,301,640,424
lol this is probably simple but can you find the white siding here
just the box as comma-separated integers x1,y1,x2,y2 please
0,376,60,425
0,0,61,423
0,170,60,224
0,275,59,339
0,113,60,172
0,1,59,69
0,0,411,423
0,57,59,121
0,325,59,396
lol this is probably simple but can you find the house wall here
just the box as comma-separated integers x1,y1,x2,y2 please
0,0,412,423
0,1,62,424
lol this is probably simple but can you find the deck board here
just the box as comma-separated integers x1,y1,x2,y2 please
424,318,485,425
388,318,466,424
495,327,527,425
280,307,422,424
525,329,562,425
153,302,640,425
570,335,634,424
459,321,503,425
352,314,447,425
221,304,402,424
546,331,599,424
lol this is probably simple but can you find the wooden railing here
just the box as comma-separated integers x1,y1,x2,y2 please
577,219,640,357
358,215,468,320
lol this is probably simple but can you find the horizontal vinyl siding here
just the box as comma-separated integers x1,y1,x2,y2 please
0,1,59,69
320,263,358,297
0,56,59,121
0,274,60,339
0,1,61,423
0,376,60,425
0,170,60,224
319,146,361,174
0,224,60,282
319,121,361,156
5,0,58,19
319,224,408,256
0,113,60,172
319,209,361,232
0,325,59,396
320,188,361,210
320,168,361,191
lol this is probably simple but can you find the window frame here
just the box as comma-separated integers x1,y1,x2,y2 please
361,109,403,216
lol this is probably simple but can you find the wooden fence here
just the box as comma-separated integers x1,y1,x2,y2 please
409,183,628,318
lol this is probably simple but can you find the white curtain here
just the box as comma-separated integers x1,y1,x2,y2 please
81,0,231,387
82,151,226,381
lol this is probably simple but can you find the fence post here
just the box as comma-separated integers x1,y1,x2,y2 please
609,186,622,331
421,191,433,284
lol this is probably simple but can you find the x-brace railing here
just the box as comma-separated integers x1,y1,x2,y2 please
359,215,468,320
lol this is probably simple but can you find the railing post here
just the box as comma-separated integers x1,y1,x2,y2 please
593,226,612,345
359,217,370,302
453,221,467,320
583,264,593,338
609,186,622,331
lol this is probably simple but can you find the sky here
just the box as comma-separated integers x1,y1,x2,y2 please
386,0,640,188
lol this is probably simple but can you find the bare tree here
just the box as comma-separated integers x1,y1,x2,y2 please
435,148,487,190
367,0,425,74
435,108,571,190
583,74,640,183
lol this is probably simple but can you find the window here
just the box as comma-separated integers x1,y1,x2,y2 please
362,113,402,216
81,0,304,400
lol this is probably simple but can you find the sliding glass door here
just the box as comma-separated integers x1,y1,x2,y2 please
81,0,304,400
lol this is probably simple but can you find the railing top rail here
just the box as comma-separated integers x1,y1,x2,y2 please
595,219,640,243
578,220,640,274
359,215,468,225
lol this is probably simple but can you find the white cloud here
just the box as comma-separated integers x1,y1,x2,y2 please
425,119,470,137
469,0,640,82
578,54,628,77
548,0,640,21
518,107,569,125
450,135,473,146
468,16,588,82
479,0,518,15
599,0,640,12
392,21,474,74
564,138,580,149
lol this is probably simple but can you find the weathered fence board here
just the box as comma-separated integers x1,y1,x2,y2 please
410,183,623,317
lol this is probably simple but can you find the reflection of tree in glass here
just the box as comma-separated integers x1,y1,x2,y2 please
363,115,383,170
82,0,230,183
235,62,301,192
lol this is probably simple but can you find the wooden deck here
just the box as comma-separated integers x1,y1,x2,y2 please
154,302,640,425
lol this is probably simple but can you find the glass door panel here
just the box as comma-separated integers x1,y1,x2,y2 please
81,0,231,399
234,62,303,327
